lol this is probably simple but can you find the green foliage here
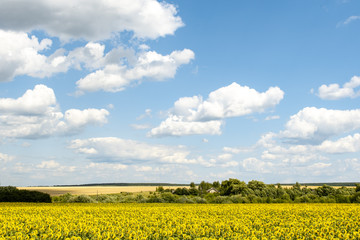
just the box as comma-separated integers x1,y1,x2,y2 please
355,183,360,192
220,178,247,196
173,187,190,195
156,186,165,193
0,186,51,203
50,179,360,204
198,181,212,194
160,192,177,203
315,184,335,197
68,195,96,203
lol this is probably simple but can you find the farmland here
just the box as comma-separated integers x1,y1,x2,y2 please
0,203,359,239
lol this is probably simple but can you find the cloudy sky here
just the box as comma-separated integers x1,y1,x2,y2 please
1,0,360,186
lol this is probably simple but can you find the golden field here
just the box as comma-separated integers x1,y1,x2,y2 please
18,186,185,196
0,203,359,239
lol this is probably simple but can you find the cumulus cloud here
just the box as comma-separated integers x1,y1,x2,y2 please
317,133,360,153
0,0,184,41
0,1,193,91
1,31,193,92
76,49,195,93
148,115,222,137
149,83,284,137
0,30,69,82
280,107,360,144
0,32,119,82
69,137,207,165
317,76,360,100
0,85,109,139
173,83,284,121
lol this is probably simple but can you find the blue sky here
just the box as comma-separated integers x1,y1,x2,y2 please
1,0,360,186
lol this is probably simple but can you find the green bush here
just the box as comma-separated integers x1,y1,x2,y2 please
193,196,207,204
68,195,96,203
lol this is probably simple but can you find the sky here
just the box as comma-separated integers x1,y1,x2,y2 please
0,0,360,186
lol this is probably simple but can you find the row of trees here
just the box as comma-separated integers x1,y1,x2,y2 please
0,186,51,203
159,179,360,203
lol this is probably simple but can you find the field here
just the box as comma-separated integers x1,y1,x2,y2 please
18,186,185,196
0,203,359,239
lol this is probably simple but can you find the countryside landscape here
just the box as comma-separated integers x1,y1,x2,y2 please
1,0,360,239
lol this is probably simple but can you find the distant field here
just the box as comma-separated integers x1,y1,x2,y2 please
18,186,186,196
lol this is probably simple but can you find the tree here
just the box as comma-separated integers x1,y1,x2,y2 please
248,180,266,192
315,185,335,197
198,181,212,194
355,183,360,192
212,181,220,189
292,182,301,191
220,178,247,196
156,186,165,193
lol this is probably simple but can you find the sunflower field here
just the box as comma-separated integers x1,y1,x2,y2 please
0,203,359,239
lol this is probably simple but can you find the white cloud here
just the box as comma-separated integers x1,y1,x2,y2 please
242,157,274,173
149,83,284,137
265,115,280,121
76,49,194,93
260,145,326,164
136,109,152,120
309,162,332,169
221,161,239,168
223,147,241,154
37,160,60,169
131,124,152,130
0,32,134,83
64,108,109,130
280,107,360,143
69,137,204,165
0,1,192,89
317,76,360,100
317,133,360,153
0,85,109,139
135,166,153,172
0,84,56,114
341,16,360,26
148,115,222,137
173,83,284,122
210,170,237,180
0,0,184,41
217,153,233,161
0,153,14,163
0,30,69,82
86,162,127,170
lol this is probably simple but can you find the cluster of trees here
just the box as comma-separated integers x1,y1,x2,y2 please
53,179,360,203
164,179,360,203
0,186,51,203
3,179,360,204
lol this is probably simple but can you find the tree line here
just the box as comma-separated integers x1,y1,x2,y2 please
158,179,360,203
0,186,51,203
